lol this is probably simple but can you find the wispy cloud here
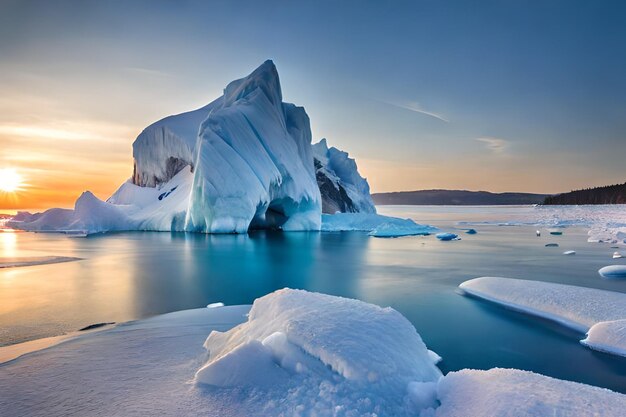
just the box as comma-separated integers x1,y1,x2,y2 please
381,100,449,123
475,137,508,154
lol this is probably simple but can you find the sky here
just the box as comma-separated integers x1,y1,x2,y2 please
1,0,625,211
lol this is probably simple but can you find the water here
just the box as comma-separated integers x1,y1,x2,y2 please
1,206,626,393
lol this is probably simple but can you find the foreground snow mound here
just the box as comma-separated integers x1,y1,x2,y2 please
196,289,442,416
322,213,437,237
460,277,626,357
433,368,626,417
312,139,376,214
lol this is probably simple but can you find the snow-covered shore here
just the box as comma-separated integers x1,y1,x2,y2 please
1,289,625,416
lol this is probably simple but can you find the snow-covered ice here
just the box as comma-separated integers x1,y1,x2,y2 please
1,288,625,416
581,319,626,358
321,213,437,237
598,265,626,279
460,277,626,357
563,250,576,255
432,368,626,417
613,251,623,259
196,288,442,415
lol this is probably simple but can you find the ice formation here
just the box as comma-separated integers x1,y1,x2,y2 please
9,61,383,235
312,138,376,214
196,288,443,415
435,233,458,241
460,277,626,357
321,213,437,237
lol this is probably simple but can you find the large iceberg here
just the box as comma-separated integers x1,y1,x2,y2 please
460,277,626,357
10,61,387,235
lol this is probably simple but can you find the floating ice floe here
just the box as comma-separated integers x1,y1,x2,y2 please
545,243,559,247
207,302,225,308
459,277,626,357
465,229,477,235
612,252,623,259
436,233,459,241
563,250,576,256
598,265,626,279
433,368,626,417
321,213,437,237
536,230,541,236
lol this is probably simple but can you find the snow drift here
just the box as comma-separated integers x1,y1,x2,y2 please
196,288,443,415
10,61,381,235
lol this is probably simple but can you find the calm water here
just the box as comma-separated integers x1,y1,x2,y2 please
1,206,626,393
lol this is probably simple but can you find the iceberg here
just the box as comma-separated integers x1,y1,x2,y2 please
460,277,626,357
9,61,405,235
312,138,376,214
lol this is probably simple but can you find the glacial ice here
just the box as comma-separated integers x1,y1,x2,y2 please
9,61,392,235
312,138,376,214
460,277,626,357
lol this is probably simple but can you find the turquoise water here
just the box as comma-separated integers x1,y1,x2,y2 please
1,206,625,393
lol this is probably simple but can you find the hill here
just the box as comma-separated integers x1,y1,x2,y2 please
543,182,626,205
372,190,548,205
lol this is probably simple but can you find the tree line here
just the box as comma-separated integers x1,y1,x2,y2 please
543,182,626,205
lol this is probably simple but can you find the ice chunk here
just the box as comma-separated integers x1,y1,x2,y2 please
581,319,626,357
465,228,477,235
433,368,626,417
613,251,623,259
436,232,458,241
545,243,559,247
598,265,626,279
206,302,224,308
563,250,576,255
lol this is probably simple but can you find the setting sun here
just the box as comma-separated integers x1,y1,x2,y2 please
0,168,23,192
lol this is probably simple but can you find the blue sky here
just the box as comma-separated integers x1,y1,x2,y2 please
0,0,625,208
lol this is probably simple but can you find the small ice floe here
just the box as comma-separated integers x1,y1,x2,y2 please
598,265,626,279
465,229,477,235
545,243,559,247
613,252,623,259
536,230,541,236
436,232,459,241
549,230,563,236
207,302,225,309
563,250,576,256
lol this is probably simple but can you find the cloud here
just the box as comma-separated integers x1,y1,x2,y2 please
381,100,449,123
475,137,508,154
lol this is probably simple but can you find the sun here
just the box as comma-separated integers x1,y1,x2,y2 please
0,168,23,192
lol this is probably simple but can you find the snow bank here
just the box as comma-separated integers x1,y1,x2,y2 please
196,288,442,416
432,368,626,417
312,138,376,214
321,213,437,237
460,277,626,357
582,319,626,357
